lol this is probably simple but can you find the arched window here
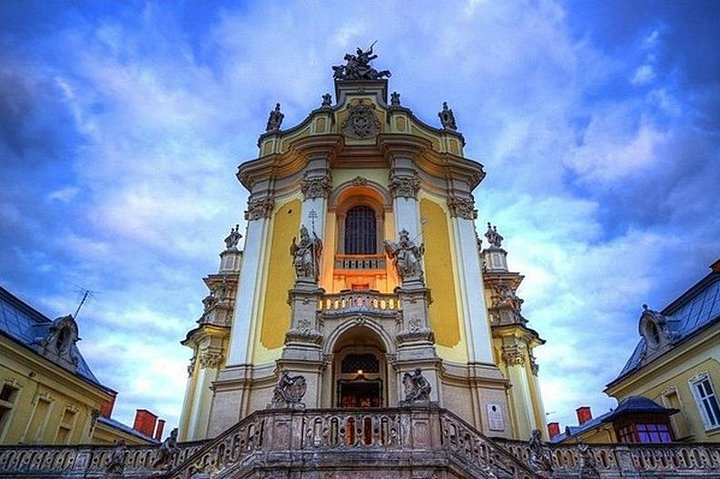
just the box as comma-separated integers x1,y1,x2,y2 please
344,206,376,254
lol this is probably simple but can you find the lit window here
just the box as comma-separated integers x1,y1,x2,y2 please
616,422,672,443
690,372,720,429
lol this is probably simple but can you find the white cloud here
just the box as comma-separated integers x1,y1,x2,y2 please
631,64,656,85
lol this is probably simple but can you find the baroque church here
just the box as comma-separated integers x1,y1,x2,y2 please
2,48,720,479
178,45,546,447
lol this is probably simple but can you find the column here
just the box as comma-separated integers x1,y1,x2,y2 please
299,158,331,243
389,157,421,237
448,194,494,363
502,344,534,439
225,194,274,365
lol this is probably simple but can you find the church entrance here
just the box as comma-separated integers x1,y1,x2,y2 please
331,326,387,408
337,379,382,408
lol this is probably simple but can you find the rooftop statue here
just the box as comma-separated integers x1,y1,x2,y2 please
485,222,504,248
332,43,391,81
265,103,284,131
224,224,242,250
438,102,457,130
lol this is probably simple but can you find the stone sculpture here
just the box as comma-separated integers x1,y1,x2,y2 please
384,229,425,283
290,225,322,283
528,429,553,477
485,222,504,248
266,103,284,131
270,372,307,408
402,368,431,403
224,224,242,250
106,439,126,474
332,44,391,80
438,102,457,130
321,93,332,107
153,428,179,469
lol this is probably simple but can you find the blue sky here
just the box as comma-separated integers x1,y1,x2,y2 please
1,0,718,433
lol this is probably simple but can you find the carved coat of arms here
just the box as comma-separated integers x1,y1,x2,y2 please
341,103,381,139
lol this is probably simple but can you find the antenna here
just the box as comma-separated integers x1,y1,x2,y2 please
73,287,96,320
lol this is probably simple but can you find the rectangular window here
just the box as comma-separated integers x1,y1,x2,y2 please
55,408,77,444
0,384,20,440
690,373,720,429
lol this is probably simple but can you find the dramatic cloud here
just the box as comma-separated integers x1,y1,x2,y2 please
1,0,717,432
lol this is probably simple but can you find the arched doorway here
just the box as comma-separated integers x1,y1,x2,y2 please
331,326,387,408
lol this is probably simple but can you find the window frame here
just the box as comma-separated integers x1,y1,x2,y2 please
689,371,720,430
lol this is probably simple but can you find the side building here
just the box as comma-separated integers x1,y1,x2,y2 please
0,286,158,446
549,258,720,444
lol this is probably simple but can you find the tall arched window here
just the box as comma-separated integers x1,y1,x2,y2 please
344,206,376,254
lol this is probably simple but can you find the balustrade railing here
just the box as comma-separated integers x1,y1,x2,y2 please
334,254,386,270
319,290,401,315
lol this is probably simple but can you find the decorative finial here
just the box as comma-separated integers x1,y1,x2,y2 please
331,42,391,80
224,224,242,250
390,91,401,106
321,93,332,107
438,102,457,130
485,222,504,248
265,103,284,131
642,304,649,311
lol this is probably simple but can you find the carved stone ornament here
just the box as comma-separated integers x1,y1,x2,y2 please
269,372,307,409
187,354,197,377
390,91,401,106
224,224,242,250
105,440,127,473
300,172,332,200
199,348,224,369
491,283,523,311
401,368,431,404
485,222,504,248
352,176,368,186
578,442,601,479
244,196,274,221
384,229,425,283
502,344,525,366
321,93,332,107
388,172,421,199
341,102,381,139
447,196,477,220
265,103,284,131
331,44,391,80
530,351,540,376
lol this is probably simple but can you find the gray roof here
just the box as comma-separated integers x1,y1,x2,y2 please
0,285,109,390
96,416,158,443
610,265,720,385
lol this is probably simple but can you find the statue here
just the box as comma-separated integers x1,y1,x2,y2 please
290,225,322,283
331,43,391,80
402,368,431,403
224,224,242,250
390,91,401,106
270,371,307,408
485,222,504,248
384,229,425,283
578,442,600,479
266,103,284,131
321,93,332,107
106,439,126,474
152,428,179,469
528,429,553,477
438,102,457,130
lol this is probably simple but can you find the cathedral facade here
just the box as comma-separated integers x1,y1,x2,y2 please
178,48,546,443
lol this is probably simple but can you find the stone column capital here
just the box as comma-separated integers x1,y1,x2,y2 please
244,196,275,221
447,196,477,220
388,171,421,199
300,172,332,200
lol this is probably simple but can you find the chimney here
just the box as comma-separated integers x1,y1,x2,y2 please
99,393,117,418
547,422,560,438
154,419,166,441
133,409,158,437
576,406,592,425
711,258,720,273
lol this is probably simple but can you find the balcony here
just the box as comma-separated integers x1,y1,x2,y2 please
334,254,386,270
319,290,400,318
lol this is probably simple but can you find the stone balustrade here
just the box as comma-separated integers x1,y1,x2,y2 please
319,290,401,316
3,408,720,478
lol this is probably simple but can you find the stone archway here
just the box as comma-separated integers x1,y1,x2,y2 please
330,326,389,408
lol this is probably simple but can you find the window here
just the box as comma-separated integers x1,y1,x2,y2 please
341,354,379,374
344,206,376,254
690,372,720,429
616,422,673,443
0,383,20,440
55,407,77,444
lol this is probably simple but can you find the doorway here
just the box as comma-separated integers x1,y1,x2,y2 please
337,379,383,408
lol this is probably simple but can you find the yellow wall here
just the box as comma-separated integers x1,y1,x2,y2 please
0,337,110,445
256,199,301,356
419,198,461,348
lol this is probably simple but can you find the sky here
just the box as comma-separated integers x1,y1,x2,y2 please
0,0,718,435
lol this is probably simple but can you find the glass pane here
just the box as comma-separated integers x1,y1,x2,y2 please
345,206,376,254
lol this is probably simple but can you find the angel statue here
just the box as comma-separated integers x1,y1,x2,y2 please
290,225,322,283
270,371,307,409
384,229,424,283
